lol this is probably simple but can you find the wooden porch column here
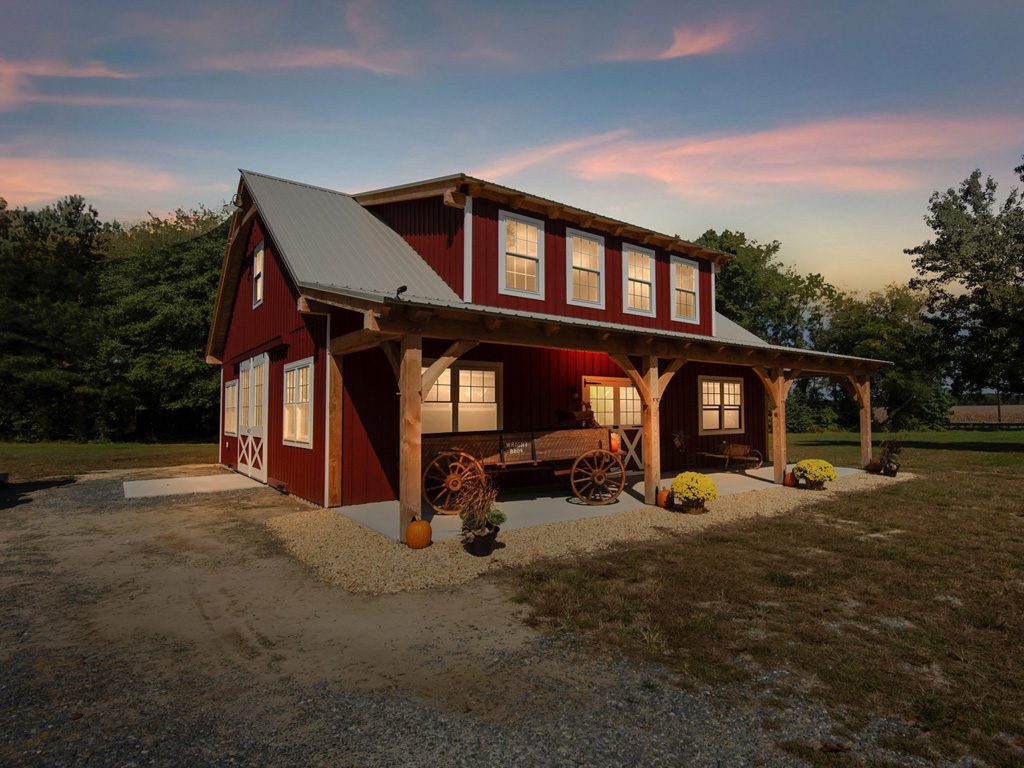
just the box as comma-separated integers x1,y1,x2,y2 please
398,335,422,543
846,374,872,468
754,367,788,485
326,352,343,507
641,355,661,506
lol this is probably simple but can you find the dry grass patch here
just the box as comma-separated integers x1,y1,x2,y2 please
512,432,1024,766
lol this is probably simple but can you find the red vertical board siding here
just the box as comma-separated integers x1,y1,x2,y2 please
364,198,464,296
220,217,327,505
335,343,762,505
469,197,714,335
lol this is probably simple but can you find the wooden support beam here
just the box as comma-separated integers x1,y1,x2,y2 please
542,322,560,338
327,353,343,507
483,316,503,332
443,188,466,209
641,356,661,506
422,339,478,394
608,354,650,403
754,367,788,484
381,341,400,379
846,374,872,468
398,336,423,543
659,358,686,392
782,369,802,400
329,328,400,356
297,296,330,315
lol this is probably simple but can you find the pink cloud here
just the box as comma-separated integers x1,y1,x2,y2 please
0,57,142,111
479,115,1024,200
0,156,181,207
473,130,631,178
609,20,740,62
204,46,409,76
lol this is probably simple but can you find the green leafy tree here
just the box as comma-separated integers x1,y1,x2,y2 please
695,229,835,347
906,160,1024,398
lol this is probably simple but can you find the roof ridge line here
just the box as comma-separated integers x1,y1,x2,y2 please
239,169,353,199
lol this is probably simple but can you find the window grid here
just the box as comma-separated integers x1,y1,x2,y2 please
253,241,265,307
239,368,250,429
570,234,602,304
423,368,452,403
423,365,501,434
504,218,540,293
585,379,642,428
224,381,238,436
674,260,698,321
700,378,743,433
626,249,653,313
252,363,264,427
283,360,313,446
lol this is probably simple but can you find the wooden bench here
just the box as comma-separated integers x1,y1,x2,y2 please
697,443,764,470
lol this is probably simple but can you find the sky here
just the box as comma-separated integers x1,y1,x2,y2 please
1,0,1022,292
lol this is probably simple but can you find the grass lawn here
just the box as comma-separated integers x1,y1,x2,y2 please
0,441,218,482
513,430,1024,766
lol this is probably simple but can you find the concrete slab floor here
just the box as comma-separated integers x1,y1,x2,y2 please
123,474,263,499
338,464,864,542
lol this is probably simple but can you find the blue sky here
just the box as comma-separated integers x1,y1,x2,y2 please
2,0,1022,290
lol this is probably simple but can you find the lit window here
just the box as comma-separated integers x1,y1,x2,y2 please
566,229,605,308
671,256,699,323
498,211,544,299
583,377,642,427
224,380,238,436
700,377,743,434
623,245,656,316
253,240,265,308
252,361,264,428
283,358,314,447
423,364,501,434
239,368,250,429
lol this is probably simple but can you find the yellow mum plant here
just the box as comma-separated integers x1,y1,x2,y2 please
792,459,838,485
671,471,718,504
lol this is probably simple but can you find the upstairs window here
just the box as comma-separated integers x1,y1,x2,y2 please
700,376,744,434
252,240,265,308
671,255,699,324
623,244,656,317
223,380,238,436
566,229,605,308
283,358,314,447
498,211,545,300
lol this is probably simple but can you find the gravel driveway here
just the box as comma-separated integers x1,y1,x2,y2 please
0,473,910,767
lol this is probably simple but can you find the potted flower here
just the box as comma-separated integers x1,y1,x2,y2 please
671,471,718,513
455,474,507,556
792,459,838,490
879,440,902,477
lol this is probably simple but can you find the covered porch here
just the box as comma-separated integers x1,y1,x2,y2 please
305,292,888,542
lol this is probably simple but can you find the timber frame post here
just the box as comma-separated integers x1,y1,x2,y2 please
398,335,423,543
844,374,872,468
327,352,343,506
754,367,789,484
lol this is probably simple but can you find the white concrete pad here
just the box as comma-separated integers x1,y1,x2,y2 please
337,464,865,542
123,473,262,499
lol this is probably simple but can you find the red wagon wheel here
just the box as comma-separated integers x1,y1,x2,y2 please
422,450,484,514
570,449,626,505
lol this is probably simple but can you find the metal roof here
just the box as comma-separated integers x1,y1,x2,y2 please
240,169,460,305
714,313,770,347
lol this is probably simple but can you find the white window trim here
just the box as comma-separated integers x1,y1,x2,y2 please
621,243,657,318
282,356,315,449
581,375,643,428
252,240,265,309
498,209,545,301
223,379,239,436
565,228,605,309
422,360,504,433
670,254,701,325
698,375,745,436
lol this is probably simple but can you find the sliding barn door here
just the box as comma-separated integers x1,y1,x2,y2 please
237,353,269,482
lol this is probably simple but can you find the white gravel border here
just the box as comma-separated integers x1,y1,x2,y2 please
266,472,914,594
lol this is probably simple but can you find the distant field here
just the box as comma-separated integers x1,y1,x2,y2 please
0,442,218,482
950,404,1024,423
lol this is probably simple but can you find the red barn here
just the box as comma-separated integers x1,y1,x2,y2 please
206,170,883,539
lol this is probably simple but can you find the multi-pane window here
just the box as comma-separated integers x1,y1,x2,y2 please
700,377,743,434
567,230,604,307
584,377,642,427
224,380,238,436
623,245,655,316
499,211,544,298
252,361,264,428
253,240,265,307
423,365,500,434
672,256,699,323
239,368,250,429
283,358,313,447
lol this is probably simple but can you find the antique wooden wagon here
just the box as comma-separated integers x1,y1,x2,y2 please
422,427,626,513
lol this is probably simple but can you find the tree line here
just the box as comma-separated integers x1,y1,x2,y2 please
1,161,1020,441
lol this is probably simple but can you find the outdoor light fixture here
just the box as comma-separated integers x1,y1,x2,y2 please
221,193,244,216
395,285,408,298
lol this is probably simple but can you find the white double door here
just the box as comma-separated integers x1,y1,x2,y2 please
237,353,269,482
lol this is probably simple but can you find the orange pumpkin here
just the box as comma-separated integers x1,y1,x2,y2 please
783,470,798,487
610,432,621,454
406,519,432,549
657,487,673,509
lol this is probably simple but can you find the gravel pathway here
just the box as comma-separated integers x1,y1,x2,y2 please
268,472,913,594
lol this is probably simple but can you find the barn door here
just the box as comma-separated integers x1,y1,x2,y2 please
237,353,269,482
583,376,644,471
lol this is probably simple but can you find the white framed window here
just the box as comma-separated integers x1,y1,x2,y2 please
423,363,502,434
239,367,250,429
583,376,642,427
671,255,700,324
252,240,265,308
622,244,656,317
498,210,545,300
566,229,605,308
699,376,744,435
283,357,314,448
223,380,238,436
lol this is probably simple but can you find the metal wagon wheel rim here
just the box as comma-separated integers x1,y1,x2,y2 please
570,449,626,505
422,451,483,514
748,449,764,470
